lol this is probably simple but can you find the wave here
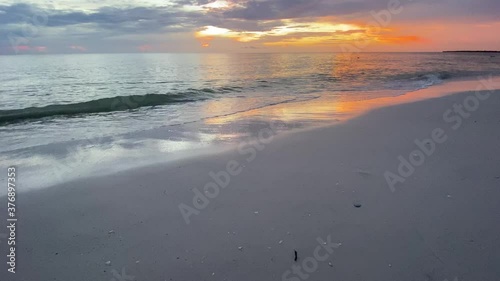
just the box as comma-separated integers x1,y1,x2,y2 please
381,71,460,93
0,91,211,124
391,70,498,85
410,72,449,90
396,70,497,91
407,71,453,81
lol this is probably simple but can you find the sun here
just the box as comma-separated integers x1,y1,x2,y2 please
197,26,231,37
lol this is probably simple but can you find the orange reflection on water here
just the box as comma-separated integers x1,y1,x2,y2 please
203,95,342,125
204,78,498,127
322,78,498,121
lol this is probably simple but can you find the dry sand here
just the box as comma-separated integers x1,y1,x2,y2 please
1,83,500,281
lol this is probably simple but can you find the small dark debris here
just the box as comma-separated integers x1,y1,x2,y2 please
294,250,298,262
353,203,362,208
55,253,58,255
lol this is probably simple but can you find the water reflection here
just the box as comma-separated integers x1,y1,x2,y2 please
0,78,496,194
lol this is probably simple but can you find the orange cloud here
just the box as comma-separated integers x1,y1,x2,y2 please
377,35,424,44
192,17,429,51
195,21,363,47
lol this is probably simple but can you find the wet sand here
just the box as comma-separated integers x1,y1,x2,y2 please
1,83,500,281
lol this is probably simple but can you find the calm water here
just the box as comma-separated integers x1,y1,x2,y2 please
1,52,499,190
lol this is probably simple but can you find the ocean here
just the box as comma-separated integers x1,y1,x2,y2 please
1,52,499,190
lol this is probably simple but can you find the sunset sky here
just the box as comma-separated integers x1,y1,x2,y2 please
0,0,499,54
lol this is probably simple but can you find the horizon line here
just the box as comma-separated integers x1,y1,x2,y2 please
1,50,499,56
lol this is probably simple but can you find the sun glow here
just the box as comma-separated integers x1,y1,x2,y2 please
270,21,359,36
196,26,265,43
195,21,364,47
198,26,231,37
202,0,230,9
183,0,233,12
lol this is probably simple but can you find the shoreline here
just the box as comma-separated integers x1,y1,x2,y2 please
2,76,499,195
1,78,500,280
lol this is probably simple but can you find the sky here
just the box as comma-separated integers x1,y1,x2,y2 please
0,0,499,54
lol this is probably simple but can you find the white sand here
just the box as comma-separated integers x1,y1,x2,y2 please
2,81,500,281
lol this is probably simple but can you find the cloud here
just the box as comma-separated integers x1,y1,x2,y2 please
221,0,500,22
222,0,363,21
0,0,499,53
0,3,201,31
69,45,87,51
0,2,211,53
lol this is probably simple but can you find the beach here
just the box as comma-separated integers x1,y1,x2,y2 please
2,78,500,281
1,0,499,279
